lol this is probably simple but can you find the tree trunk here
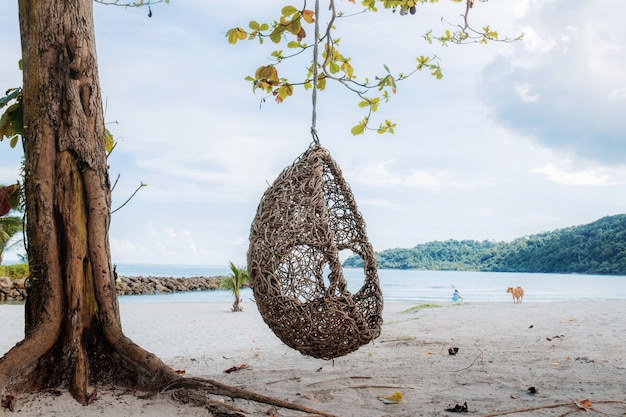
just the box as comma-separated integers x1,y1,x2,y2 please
0,0,179,405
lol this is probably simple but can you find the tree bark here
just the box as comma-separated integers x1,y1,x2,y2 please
0,0,179,405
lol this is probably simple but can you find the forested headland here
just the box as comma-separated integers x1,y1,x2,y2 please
343,214,626,275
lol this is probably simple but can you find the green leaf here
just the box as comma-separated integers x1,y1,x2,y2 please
381,120,396,134
249,20,260,31
416,55,430,70
370,97,380,112
276,84,293,101
269,26,285,43
104,128,115,154
316,75,326,90
286,19,301,36
0,113,11,139
351,122,366,136
431,65,443,79
226,28,247,44
281,5,298,16
362,0,377,11
341,59,354,78
0,88,21,109
423,30,433,44
0,102,23,140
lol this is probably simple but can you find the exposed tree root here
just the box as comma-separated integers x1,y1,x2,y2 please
169,388,249,417
163,377,340,417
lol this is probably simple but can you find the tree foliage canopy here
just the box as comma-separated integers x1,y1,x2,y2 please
343,214,626,275
227,0,521,135
0,88,23,149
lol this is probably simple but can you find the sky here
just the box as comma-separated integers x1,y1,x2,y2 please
1,1,625,266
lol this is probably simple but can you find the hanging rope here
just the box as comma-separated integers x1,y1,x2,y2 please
310,0,320,144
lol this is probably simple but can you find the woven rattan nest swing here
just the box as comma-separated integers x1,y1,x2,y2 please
247,143,383,359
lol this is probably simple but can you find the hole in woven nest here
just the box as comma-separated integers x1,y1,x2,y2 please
339,249,367,293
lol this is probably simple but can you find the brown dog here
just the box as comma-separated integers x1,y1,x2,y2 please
506,286,524,304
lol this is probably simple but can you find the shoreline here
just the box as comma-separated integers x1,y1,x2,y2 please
1,300,625,416
4,271,626,303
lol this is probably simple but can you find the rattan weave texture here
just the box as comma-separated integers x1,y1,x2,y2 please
247,144,383,359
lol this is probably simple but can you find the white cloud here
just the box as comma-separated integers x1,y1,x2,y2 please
519,25,557,54
110,237,155,263
514,82,540,102
532,164,626,186
149,222,204,258
352,160,467,191
481,1,626,165
608,87,626,101
359,198,406,210
476,208,496,218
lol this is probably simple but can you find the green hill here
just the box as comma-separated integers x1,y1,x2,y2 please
343,214,626,275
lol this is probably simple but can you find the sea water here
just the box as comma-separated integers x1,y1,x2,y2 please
114,264,626,304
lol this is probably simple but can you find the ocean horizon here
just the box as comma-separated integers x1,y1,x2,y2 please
113,263,626,304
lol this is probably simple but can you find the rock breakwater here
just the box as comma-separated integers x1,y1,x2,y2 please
0,275,230,302
115,275,228,295
0,276,26,302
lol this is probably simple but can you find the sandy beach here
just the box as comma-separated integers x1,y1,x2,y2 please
1,299,625,416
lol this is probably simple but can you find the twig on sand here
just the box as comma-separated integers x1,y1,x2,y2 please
306,376,372,388
265,376,301,385
479,399,626,417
